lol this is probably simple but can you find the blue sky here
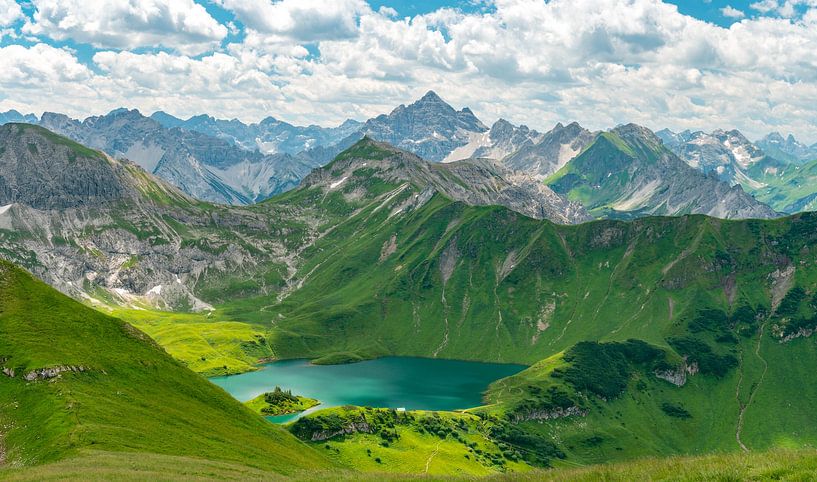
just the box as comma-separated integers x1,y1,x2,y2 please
1,0,816,142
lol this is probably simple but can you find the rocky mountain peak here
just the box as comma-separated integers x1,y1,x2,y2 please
361,92,487,162
612,123,663,149
417,90,446,105
763,131,785,143
304,137,589,224
490,118,516,137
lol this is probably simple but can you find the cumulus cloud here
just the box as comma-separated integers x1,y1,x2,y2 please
2,0,817,143
0,0,22,26
23,0,227,55
218,0,369,42
750,0,817,17
721,5,746,18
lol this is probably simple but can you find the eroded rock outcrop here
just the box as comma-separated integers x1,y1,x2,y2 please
310,421,372,442
509,406,587,423
655,360,699,387
23,365,89,381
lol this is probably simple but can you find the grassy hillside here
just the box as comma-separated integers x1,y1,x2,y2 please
3,447,815,481
0,260,333,473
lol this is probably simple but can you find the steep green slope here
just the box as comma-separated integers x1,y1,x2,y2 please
0,260,333,473
249,192,800,365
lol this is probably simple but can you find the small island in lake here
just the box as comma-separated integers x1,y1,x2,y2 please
245,386,320,416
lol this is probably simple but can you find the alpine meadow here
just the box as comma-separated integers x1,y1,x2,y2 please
2,0,817,480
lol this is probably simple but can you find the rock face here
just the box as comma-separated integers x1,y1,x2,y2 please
0,124,126,209
38,109,320,204
361,91,488,162
549,124,780,220
502,122,595,178
150,112,362,155
442,119,594,180
655,361,699,387
0,125,307,310
443,118,543,163
508,406,588,423
756,132,817,164
301,138,591,224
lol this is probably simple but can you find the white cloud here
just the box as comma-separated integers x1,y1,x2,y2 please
0,0,22,26
721,6,745,18
218,0,369,42
23,0,227,55
2,0,817,144
750,0,817,17
750,0,780,13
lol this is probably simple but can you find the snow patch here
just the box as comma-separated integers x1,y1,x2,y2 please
0,204,12,216
146,285,162,296
730,145,752,168
330,176,348,189
443,131,490,162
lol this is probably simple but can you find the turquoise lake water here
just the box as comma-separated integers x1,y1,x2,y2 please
210,357,526,423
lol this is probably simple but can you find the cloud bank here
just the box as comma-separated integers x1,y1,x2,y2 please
1,0,816,142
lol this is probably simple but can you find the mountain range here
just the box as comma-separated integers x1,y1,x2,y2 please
5,91,812,221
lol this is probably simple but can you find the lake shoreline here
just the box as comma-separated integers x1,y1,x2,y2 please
210,357,526,424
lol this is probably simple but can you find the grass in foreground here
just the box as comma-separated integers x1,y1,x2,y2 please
3,448,817,481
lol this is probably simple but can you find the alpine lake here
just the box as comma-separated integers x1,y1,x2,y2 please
211,357,526,423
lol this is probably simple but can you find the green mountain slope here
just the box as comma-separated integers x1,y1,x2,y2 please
0,259,333,473
750,157,817,213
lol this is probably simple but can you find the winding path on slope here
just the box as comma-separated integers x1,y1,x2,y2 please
735,319,770,452
424,441,441,473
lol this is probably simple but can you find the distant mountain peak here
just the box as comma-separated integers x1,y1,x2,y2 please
418,90,444,103
361,92,487,162
612,123,661,145
107,107,140,116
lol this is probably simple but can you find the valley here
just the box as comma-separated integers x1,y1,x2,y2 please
4,0,817,478
2,100,817,479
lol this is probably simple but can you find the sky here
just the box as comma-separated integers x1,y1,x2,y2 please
1,0,816,143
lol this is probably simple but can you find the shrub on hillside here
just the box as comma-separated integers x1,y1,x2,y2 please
557,340,666,399
667,336,737,378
